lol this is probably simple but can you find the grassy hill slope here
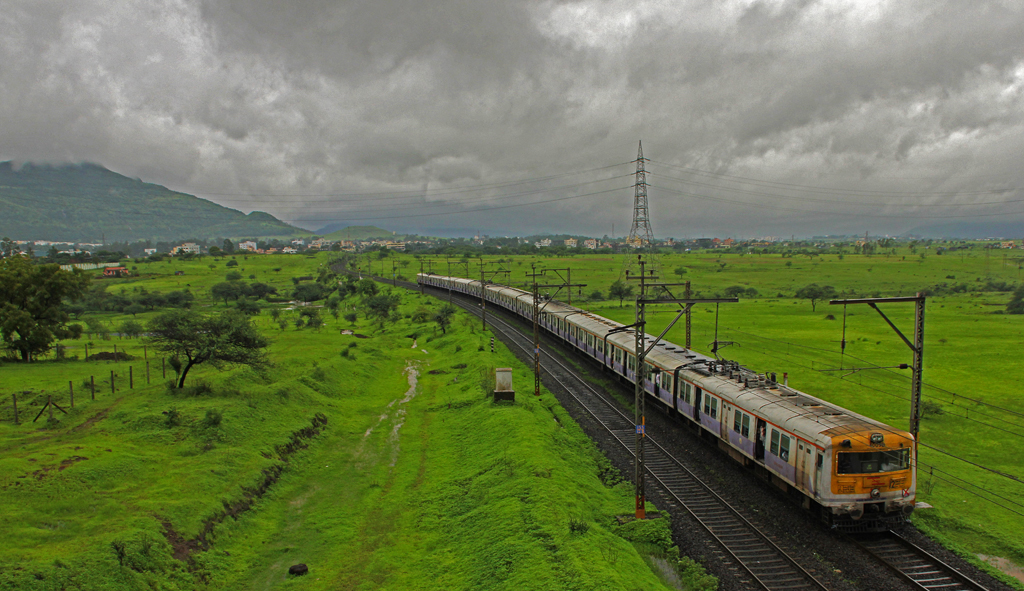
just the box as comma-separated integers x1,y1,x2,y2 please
0,162,306,242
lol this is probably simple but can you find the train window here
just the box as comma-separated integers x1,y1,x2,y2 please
733,410,742,433
770,430,780,456
710,397,718,419
684,383,692,405
742,414,750,438
779,435,790,462
836,449,910,474
661,372,671,390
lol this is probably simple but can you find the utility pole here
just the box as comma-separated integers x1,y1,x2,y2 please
829,295,926,442
479,258,510,332
627,255,737,519
525,264,586,396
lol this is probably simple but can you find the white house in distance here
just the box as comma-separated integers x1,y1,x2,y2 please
172,242,200,255
584,239,597,250
238,240,258,252
564,238,577,248
291,238,306,246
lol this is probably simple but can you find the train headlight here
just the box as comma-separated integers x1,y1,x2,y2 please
870,433,884,445
871,488,881,499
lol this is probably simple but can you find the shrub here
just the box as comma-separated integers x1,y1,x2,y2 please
203,409,223,427
164,408,182,427
568,517,590,535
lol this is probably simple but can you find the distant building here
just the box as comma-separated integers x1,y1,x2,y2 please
172,242,200,255
310,238,329,250
282,247,298,254
583,239,598,250
536,239,552,248
102,266,129,278
291,238,306,246
564,238,578,248
385,241,406,251
143,248,158,256
238,241,258,252
1001,241,1017,249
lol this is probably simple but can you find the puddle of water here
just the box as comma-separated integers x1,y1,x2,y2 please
977,554,1024,584
388,364,420,466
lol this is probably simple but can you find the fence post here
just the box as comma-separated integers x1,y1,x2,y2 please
144,345,147,360
91,376,95,400
162,358,166,379
69,381,74,408
130,366,134,389
12,394,17,425
111,370,115,395
146,361,151,385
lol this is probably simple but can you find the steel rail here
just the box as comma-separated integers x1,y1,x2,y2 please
425,283,829,591
853,530,991,591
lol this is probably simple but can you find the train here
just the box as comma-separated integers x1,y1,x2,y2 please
418,272,917,532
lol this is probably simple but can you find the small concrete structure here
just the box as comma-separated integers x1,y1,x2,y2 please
494,368,514,401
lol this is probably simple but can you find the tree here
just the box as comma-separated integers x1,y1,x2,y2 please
225,259,239,268
211,281,245,304
225,270,243,282
1,237,20,258
356,278,378,298
608,279,634,307
1007,285,1024,314
248,282,277,300
293,283,326,303
236,296,262,315
0,257,89,361
722,286,748,298
222,239,235,253
673,266,688,277
365,292,401,330
125,303,146,317
434,304,456,334
120,319,144,339
147,309,268,388
795,284,836,312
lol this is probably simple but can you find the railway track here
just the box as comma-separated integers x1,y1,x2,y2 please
372,274,999,591
854,531,991,591
426,285,829,591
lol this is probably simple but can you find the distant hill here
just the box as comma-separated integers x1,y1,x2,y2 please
317,224,395,241
0,162,308,242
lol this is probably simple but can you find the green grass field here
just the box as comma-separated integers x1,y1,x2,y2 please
0,253,698,590
385,245,1023,587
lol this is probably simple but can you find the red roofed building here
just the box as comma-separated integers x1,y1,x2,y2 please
102,266,129,278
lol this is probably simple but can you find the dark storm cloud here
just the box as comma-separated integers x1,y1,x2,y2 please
2,0,1024,238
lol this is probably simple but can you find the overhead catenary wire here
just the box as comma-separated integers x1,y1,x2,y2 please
648,183,1024,220
647,159,1023,197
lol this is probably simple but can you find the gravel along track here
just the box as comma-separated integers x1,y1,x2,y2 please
399,279,1015,591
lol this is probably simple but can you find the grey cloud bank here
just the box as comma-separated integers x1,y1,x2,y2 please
2,0,1023,238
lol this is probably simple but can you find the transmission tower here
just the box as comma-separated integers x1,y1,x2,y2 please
621,141,659,279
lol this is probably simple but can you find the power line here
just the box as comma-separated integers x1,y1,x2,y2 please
649,170,1024,208
647,159,1023,197
648,183,1024,219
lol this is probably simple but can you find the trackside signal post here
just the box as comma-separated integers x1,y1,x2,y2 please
628,255,737,518
525,264,586,397
829,295,926,442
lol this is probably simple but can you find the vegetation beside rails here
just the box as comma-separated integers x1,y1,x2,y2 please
381,247,1024,587
0,254,701,589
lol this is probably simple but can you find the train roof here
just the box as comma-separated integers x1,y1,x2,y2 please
418,273,911,445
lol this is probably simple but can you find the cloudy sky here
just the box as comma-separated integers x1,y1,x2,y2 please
3,0,1024,238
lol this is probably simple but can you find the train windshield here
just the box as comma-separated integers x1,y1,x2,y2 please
836,449,910,474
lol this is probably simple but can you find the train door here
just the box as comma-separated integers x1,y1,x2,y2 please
796,442,807,491
813,452,823,498
693,388,702,422
754,418,766,462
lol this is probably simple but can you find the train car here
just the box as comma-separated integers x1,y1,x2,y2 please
418,273,916,531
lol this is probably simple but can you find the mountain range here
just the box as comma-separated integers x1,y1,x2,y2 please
0,162,306,243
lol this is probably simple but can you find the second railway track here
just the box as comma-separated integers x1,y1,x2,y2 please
371,274,1003,591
